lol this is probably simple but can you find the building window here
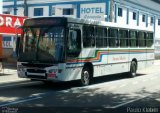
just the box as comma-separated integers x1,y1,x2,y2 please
142,15,146,22
118,8,123,17
151,17,154,24
52,7,55,15
158,19,160,25
133,12,137,20
34,8,43,16
63,8,74,15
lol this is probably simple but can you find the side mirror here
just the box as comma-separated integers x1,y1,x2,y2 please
16,37,20,56
15,26,23,57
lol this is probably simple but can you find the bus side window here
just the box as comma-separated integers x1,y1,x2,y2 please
108,28,118,47
129,30,137,47
138,31,145,47
95,27,104,48
119,29,128,47
68,29,81,57
146,32,153,47
83,26,95,48
103,28,108,47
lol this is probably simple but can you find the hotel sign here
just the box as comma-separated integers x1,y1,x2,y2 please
80,3,106,21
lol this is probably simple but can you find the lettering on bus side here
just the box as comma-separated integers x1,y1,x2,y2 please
112,56,127,61
68,24,81,29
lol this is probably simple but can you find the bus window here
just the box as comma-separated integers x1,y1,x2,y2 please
108,28,118,47
138,32,145,47
119,29,128,47
83,26,95,48
67,29,81,57
146,32,153,47
129,30,137,47
104,28,108,47
95,27,104,47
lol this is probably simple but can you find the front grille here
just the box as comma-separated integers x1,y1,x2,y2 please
27,69,46,73
22,63,54,68
27,75,47,79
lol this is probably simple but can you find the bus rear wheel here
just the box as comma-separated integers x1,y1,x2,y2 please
80,67,91,86
129,61,137,78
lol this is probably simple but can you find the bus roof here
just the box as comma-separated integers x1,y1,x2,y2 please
25,16,153,32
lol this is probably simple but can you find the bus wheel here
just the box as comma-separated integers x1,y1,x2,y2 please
81,67,91,86
129,61,137,77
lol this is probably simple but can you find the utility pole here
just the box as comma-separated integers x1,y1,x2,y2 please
110,0,114,22
14,0,17,15
24,0,28,16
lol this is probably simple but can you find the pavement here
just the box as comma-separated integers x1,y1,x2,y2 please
0,63,28,84
154,59,160,65
0,60,160,84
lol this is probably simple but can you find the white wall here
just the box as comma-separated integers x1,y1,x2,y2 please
155,17,160,39
28,6,49,17
116,3,155,32
17,7,25,16
139,12,146,28
52,4,77,18
128,10,138,28
117,7,127,26
147,15,154,31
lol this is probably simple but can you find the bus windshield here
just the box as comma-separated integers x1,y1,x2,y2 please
18,26,65,63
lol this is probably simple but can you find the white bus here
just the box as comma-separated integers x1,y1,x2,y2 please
16,17,154,86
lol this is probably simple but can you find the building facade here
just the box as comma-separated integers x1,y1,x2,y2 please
2,0,160,57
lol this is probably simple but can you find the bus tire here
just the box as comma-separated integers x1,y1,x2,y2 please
80,67,92,86
129,61,137,78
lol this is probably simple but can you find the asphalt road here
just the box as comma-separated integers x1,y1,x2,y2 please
0,61,160,113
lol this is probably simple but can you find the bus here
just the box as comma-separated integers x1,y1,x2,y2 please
16,17,154,86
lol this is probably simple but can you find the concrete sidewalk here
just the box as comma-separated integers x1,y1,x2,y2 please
154,60,160,65
0,63,28,84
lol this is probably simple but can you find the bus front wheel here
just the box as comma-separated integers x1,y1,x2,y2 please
129,61,137,78
80,67,91,86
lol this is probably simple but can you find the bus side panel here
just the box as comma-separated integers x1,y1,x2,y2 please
146,47,154,68
92,48,109,77
94,63,129,76
107,48,130,74
64,66,83,81
129,48,147,70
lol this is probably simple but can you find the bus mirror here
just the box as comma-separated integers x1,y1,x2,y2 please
16,26,23,36
16,36,20,57
15,26,23,57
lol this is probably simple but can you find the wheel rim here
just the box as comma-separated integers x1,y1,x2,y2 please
82,70,90,85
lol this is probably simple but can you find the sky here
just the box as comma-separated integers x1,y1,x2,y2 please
0,0,2,14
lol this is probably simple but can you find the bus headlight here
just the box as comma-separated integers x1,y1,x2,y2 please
17,66,25,72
